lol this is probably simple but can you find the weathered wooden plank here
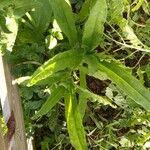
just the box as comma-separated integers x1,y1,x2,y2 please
0,55,27,150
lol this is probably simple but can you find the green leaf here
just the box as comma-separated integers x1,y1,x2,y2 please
0,14,11,33
27,49,83,86
137,132,150,145
76,0,96,23
146,65,150,79
97,60,150,111
35,71,70,86
32,86,65,119
13,0,39,18
0,0,13,10
107,0,125,25
83,54,99,74
26,100,43,110
0,15,18,52
122,24,150,51
76,85,115,108
132,0,144,12
65,91,88,150
29,0,52,33
82,0,107,51
78,68,87,118
50,0,78,46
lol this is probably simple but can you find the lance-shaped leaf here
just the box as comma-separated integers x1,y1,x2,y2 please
65,92,88,150
0,0,13,10
33,86,65,119
75,85,116,108
82,0,107,51
97,60,150,111
34,71,70,86
13,0,39,18
50,0,78,46
27,50,83,86
28,0,52,32
76,0,96,23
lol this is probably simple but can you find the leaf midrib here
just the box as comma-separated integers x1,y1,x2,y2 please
99,62,150,107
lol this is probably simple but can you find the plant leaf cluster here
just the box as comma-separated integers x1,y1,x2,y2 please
1,0,150,149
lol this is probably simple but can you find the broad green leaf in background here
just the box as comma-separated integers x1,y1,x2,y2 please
13,0,39,18
97,60,150,111
33,86,65,119
0,15,18,52
29,0,52,33
65,91,88,150
76,0,96,23
0,0,38,18
27,50,83,86
0,0,13,10
82,0,107,51
50,0,78,46
16,0,52,44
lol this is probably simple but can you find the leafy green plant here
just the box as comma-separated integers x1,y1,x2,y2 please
25,0,150,149
1,0,150,149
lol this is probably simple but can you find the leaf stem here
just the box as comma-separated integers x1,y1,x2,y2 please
79,68,87,118
104,33,150,53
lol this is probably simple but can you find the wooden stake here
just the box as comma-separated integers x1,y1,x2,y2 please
0,55,27,150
